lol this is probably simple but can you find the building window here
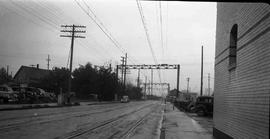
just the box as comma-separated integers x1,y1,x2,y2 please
229,24,238,70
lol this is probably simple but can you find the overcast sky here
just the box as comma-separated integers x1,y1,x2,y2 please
0,0,217,95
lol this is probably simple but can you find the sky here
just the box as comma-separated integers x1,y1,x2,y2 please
0,0,217,95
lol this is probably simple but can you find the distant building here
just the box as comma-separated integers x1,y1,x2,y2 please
214,3,269,139
13,65,50,86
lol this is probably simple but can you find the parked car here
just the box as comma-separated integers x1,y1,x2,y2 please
0,85,18,103
37,88,56,103
194,96,213,116
121,96,129,103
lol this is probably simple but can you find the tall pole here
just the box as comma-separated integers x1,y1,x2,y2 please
187,77,190,93
60,24,86,103
151,69,153,96
168,84,170,95
109,63,112,71
144,76,147,98
137,69,140,88
200,46,203,96
208,73,210,96
6,65,9,78
121,57,125,84
46,55,51,70
68,25,75,103
176,64,180,98
116,65,119,79
123,53,127,90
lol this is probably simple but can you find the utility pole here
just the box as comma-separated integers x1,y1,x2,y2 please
208,73,210,96
187,77,190,93
60,24,86,104
116,65,119,80
176,64,180,97
200,45,203,96
46,55,51,70
109,63,112,72
121,56,125,83
144,76,147,99
123,53,127,90
151,69,153,96
167,84,170,95
137,69,140,88
6,65,9,78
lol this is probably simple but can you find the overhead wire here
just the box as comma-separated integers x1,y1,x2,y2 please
8,0,108,66
77,0,140,66
136,0,162,93
75,0,148,81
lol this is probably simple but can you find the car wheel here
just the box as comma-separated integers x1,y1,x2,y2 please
196,109,205,116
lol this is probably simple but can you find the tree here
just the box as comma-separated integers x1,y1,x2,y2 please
0,67,12,85
125,83,143,100
38,67,69,94
97,66,120,101
72,63,122,100
72,63,99,99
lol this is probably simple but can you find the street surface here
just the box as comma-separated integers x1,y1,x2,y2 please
0,101,164,139
163,103,214,139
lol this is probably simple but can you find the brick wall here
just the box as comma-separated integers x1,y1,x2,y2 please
214,3,270,139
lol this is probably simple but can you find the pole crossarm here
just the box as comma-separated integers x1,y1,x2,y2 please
142,83,169,86
60,35,86,38
117,64,178,69
61,30,86,33
61,25,86,28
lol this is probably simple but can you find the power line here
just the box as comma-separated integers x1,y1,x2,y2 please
74,0,125,53
75,0,147,80
136,0,158,64
159,1,164,58
8,0,112,66
78,0,141,66
136,0,162,86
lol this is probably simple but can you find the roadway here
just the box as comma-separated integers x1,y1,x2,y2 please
0,101,165,139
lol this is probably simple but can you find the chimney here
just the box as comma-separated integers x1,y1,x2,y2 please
37,64,39,69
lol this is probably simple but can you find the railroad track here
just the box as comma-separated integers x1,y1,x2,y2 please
54,103,157,139
0,102,130,122
0,102,149,132
115,104,162,139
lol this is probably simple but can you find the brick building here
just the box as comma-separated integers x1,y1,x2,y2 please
214,3,269,139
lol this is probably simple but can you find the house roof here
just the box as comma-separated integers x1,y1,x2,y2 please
13,66,51,81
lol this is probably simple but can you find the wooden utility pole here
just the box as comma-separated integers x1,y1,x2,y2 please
123,53,127,90
187,77,190,93
116,65,119,79
6,65,9,78
144,76,147,98
60,24,86,104
46,55,51,70
176,64,180,97
200,46,203,96
121,56,125,83
208,73,210,96
151,69,153,96
137,69,141,88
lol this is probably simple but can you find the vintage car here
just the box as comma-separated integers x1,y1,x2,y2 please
120,95,130,103
194,96,213,116
0,85,18,103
